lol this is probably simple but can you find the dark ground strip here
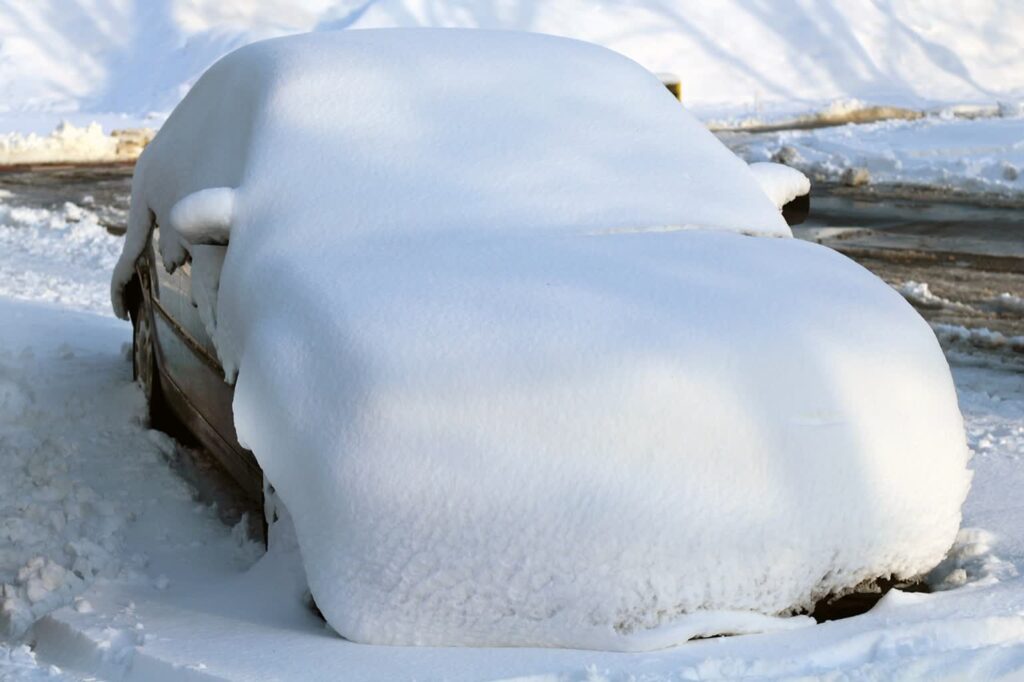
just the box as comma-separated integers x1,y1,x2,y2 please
800,189,1024,340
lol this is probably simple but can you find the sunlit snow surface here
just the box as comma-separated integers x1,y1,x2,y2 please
0,179,1022,678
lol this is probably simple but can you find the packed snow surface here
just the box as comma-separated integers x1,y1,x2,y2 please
112,30,970,649
2,0,1023,130
747,161,810,208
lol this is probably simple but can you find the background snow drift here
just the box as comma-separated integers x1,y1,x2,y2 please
2,0,1023,132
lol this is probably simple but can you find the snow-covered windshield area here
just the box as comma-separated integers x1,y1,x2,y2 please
112,30,970,650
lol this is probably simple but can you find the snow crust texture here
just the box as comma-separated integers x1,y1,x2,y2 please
115,30,970,650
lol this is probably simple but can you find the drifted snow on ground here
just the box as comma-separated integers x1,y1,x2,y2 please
0,297,262,681
1,183,1024,678
724,113,1024,197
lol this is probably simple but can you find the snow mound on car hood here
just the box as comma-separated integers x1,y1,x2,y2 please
113,30,969,650
226,227,969,649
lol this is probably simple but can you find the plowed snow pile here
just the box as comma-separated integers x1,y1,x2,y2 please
112,31,971,650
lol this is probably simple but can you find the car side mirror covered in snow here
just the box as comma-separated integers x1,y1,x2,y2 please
747,162,810,226
169,187,236,246
782,192,810,226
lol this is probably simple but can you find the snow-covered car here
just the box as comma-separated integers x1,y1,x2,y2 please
112,30,970,651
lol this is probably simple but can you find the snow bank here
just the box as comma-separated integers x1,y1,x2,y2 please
3,0,1023,128
0,123,113,164
748,162,810,209
114,30,970,650
727,114,1024,196
0,123,153,166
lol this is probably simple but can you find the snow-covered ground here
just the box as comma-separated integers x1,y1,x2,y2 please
2,167,1024,680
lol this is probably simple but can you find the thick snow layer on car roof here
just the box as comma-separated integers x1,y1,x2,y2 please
111,29,789,316
112,30,969,650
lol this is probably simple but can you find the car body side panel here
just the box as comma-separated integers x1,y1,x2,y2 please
139,233,263,501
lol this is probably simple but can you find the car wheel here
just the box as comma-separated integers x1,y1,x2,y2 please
131,301,168,427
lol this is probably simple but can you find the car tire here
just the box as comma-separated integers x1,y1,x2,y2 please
131,300,169,428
